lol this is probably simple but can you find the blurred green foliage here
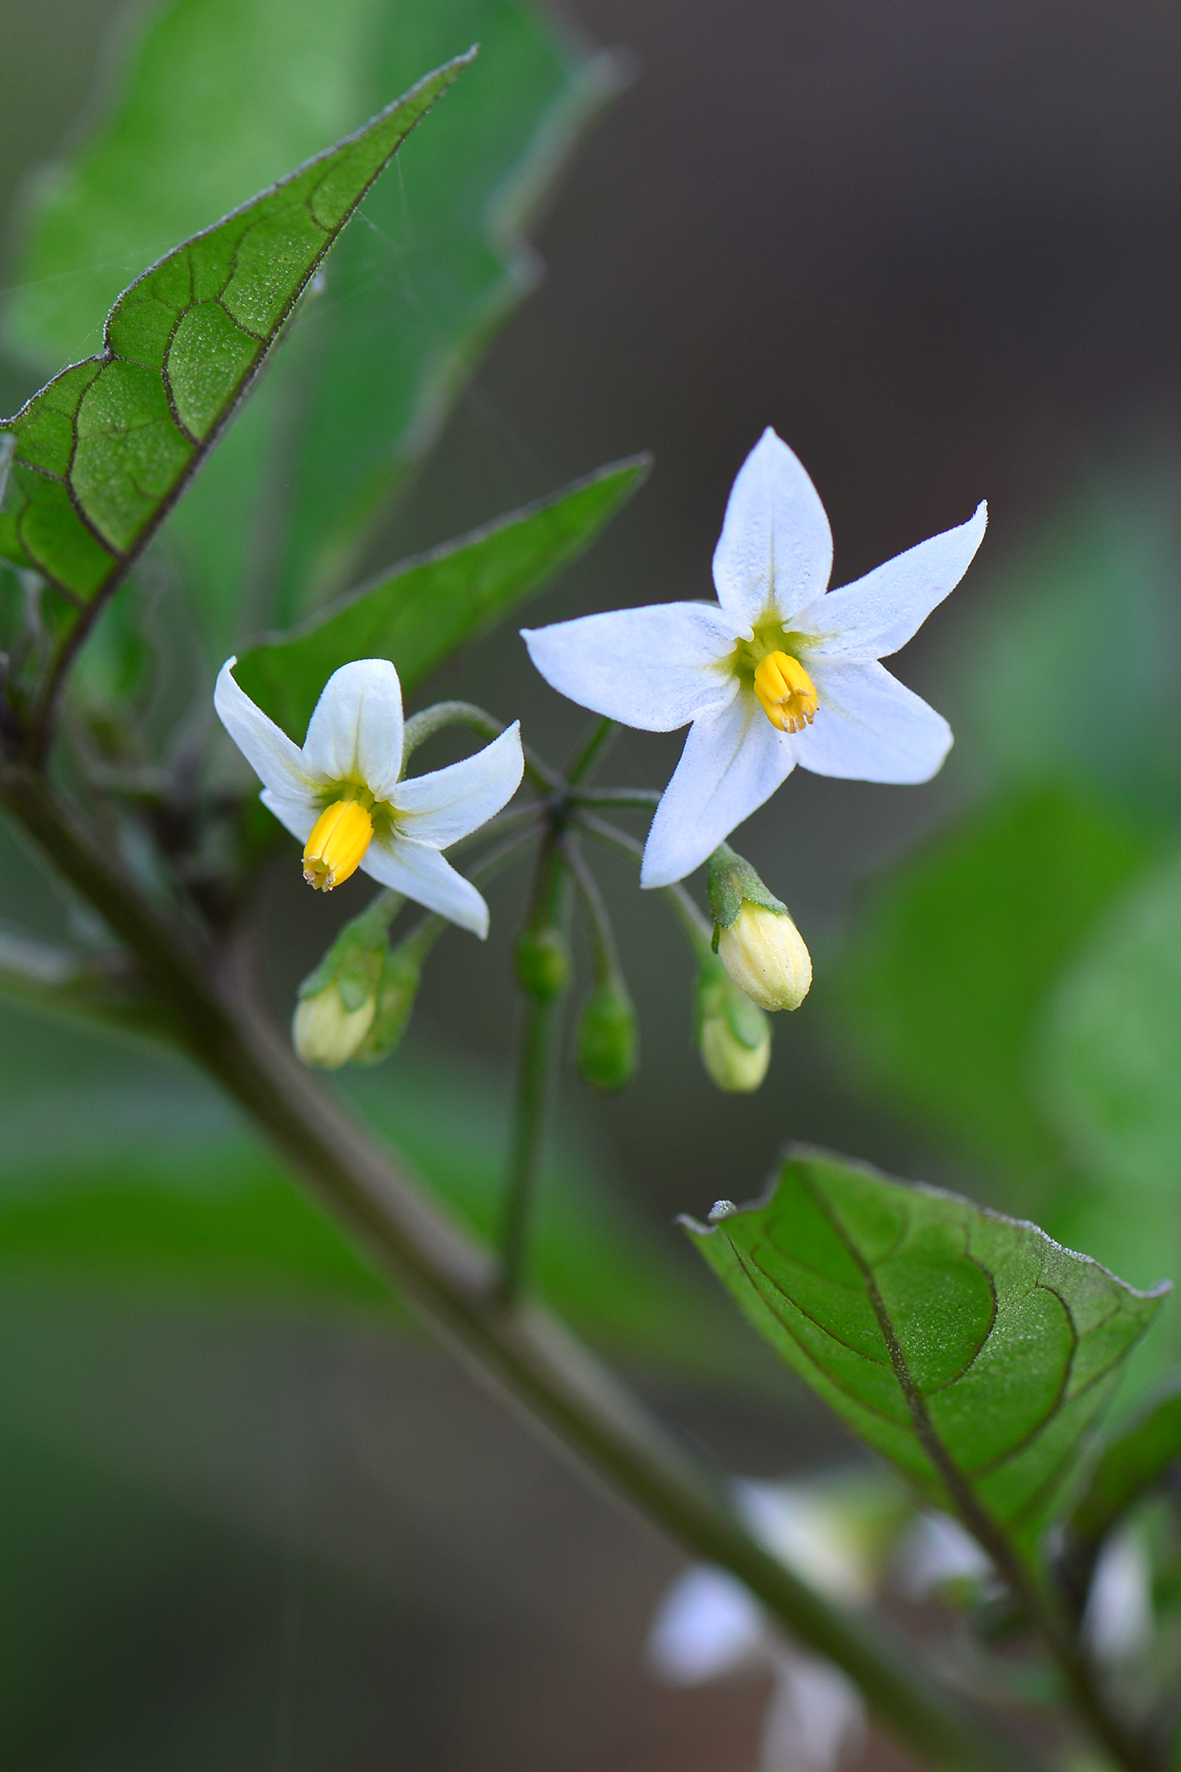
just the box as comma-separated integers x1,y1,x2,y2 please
833,467,1181,1392
4,0,610,650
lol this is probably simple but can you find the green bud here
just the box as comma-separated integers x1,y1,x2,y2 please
354,945,422,1064
515,925,571,999
293,981,376,1069
292,891,399,1070
695,954,771,1093
707,843,811,1012
577,979,638,1092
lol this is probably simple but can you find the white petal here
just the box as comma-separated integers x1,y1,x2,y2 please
393,724,524,847
797,659,951,783
303,659,404,795
799,502,987,662
260,787,319,845
640,694,798,887
712,429,833,629
361,836,490,937
522,604,739,732
646,1566,768,1685
214,658,322,801
760,1651,867,1772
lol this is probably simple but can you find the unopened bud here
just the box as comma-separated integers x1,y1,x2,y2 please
515,925,571,999
695,955,772,1093
293,980,376,1069
707,843,811,1012
354,945,422,1064
577,979,638,1092
718,902,811,1011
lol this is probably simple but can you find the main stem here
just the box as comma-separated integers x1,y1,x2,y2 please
2,762,1050,1772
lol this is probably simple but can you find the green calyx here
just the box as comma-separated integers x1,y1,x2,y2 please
707,842,789,946
577,978,638,1092
515,925,571,1000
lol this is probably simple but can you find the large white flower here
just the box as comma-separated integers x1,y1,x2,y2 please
523,428,986,886
214,657,523,937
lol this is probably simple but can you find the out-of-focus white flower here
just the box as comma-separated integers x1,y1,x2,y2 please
524,428,986,886
647,1473,908,1772
893,1511,994,1601
760,1650,867,1772
1082,1527,1153,1666
215,658,523,936
647,1568,866,1772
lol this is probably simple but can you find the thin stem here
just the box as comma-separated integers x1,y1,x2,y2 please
498,984,563,1303
566,716,617,785
576,810,713,960
401,699,558,790
0,763,1059,1772
498,838,570,1304
568,788,661,810
557,833,619,983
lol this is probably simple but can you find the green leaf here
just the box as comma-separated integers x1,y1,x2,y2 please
833,786,1152,1178
686,1148,1166,1547
1066,1374,1181,1553
6,0,611,647
0,52,472,701
1034,850,1181,1383
232,455,649,741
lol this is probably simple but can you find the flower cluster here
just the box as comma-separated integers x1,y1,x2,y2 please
216,431,984,1081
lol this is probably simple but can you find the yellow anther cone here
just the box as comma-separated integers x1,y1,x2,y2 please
303,800,374,891
754,651,818,734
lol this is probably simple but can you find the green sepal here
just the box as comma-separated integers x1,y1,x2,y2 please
706,842,788,936
353,943,422,1064
576,978,638,1093
695,952,767,1052
515,925,571,1001
296,891,401,1012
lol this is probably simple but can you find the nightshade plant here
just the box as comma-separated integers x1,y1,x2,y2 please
1,11,1181,1772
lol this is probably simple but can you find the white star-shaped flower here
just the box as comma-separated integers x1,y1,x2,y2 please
214,658,523,937
523,428,986,886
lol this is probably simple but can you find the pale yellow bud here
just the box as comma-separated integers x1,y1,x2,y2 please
292,982,376,1069
699,1007,772,1092
717,903,812,1012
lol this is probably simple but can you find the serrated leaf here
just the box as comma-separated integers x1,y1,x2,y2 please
6,0,609,650
232,455,649,740
1066,1374,1181,1553
0,52,471,707
686,1148,1166,1548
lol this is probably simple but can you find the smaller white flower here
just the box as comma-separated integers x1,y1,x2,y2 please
523,428,986,886
214,657,523,937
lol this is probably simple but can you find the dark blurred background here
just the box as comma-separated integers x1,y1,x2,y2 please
3,0,1181,1765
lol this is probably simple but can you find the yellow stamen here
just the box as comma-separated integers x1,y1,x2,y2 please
302,799,374,891
753,651,818,734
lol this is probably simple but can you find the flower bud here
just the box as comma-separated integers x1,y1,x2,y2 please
293,980,376,1069
695,955,772,1093
354,945,422,1064
717,902,812,1012
707,843,812,1012
577,979,638,1092
515,925,571,999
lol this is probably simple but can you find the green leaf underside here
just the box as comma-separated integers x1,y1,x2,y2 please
1067,1374,1181,1549
232,455,649,740
0,53,470,648
687,1149,1165,1546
